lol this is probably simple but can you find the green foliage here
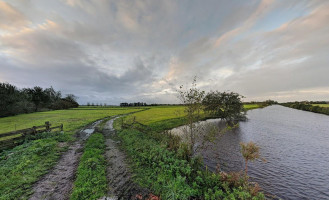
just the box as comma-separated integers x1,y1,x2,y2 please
70,133,107,200
0,82,79,117
119,129,195,199
0,82,35,117
202,91,246,122
0,134,67,200
118,129,265,200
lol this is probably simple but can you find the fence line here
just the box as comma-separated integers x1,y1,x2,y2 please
0,121,63,151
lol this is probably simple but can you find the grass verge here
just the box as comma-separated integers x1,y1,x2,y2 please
118,129,265,199
0,107,141,199
70,133,107,200
0,132,70,200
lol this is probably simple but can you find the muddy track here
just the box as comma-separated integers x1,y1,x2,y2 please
102,117,149,200
29,120,103,200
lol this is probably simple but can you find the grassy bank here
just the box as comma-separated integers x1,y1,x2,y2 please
115,105,265,199
312,104,329,108
70,133,107,200
244,104,263,110
0,107,140,200
118,128,264,199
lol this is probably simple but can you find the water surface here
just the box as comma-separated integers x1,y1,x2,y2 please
177,105,329,199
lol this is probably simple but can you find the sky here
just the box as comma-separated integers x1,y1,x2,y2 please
0,0,329,105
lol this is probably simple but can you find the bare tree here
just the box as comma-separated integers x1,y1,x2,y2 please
177,77,205,157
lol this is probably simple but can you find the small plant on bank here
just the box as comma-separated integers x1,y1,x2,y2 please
240,141,265,175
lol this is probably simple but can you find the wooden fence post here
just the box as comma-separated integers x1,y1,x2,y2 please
32,126,37,134
45,121,50,132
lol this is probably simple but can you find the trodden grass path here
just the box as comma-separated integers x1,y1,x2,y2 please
0,107,141,200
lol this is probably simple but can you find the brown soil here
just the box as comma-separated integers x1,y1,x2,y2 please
29,120,103,200
102,117,149,200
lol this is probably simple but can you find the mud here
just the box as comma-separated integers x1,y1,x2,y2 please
102,117,149,200
29,119,103,200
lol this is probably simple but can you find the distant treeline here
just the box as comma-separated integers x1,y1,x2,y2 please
244,99,278,106
120,102,147,107
119,100,279,107
0,82,79,117
281,102,329,115
86,102,108,107
120,102,182,107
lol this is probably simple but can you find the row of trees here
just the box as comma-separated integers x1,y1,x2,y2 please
0,82,79,117
245,100,278,107
120,102,147,107
86,102,108,107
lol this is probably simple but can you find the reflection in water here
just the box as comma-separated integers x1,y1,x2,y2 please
171,105,329,199
79,120,102,140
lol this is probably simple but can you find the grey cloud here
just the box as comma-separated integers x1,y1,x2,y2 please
1,0,329,104
0,53,160,104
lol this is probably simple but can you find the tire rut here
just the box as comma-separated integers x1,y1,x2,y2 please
102,117,149,200
29,120,103,200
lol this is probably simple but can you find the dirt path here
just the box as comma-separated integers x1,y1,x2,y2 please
29,120,103,200
102,117,149,200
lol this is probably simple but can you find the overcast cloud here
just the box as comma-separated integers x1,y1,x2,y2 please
0,0,328,104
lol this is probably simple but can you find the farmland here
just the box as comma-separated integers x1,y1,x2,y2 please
312,104,329,107
0,107,141,200
0,104,264,200
123,104,260,125
0,107,141,140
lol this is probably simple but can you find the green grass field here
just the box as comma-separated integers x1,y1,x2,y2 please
244,104,262,110
125,106,185,125
0,107,141,141
312,104,329,107
0,107,141,200
124,104,260,125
